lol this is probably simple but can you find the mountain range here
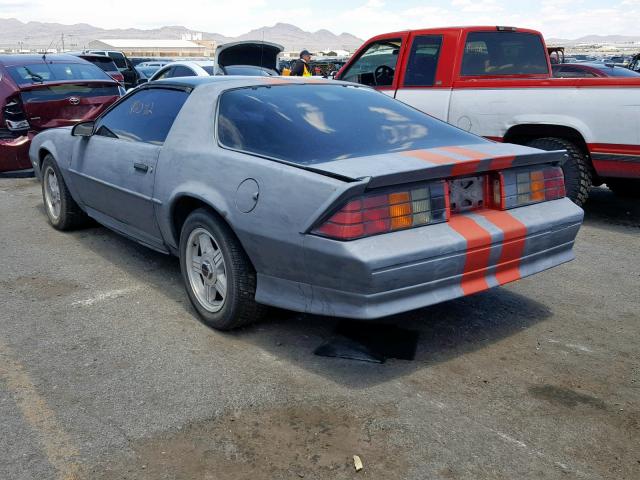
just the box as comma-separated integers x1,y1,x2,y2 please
546,34,640,45
0,18,363,52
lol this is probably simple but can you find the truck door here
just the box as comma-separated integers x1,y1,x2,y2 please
394,33,453,122
337,34,409,97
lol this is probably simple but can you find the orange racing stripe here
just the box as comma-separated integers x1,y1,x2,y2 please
448,215,493,296
402,150,457,164
476,209,528,285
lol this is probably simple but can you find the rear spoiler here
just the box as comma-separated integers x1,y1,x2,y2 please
309,145,567,189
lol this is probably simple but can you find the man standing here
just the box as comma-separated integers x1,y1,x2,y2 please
290,50,313,76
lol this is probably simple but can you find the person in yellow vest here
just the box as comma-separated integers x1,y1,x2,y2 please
290,50,313,77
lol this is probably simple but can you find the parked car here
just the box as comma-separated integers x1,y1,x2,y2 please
67,52,125,83
552,62,640,78
0,54,122,174
86,49,140,89
30,77,583,330
147,41,283,81
336,26,640,204
148,61,222,81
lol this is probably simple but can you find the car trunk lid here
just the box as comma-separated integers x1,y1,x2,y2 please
215,41,284,71
18,80,120,130
307,142,566,188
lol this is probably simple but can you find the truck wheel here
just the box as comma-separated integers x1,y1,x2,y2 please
527,137,592,207
41,154,88,230
606,178,640,198
179,208,266,331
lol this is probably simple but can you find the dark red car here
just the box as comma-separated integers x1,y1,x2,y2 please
0,55,122,174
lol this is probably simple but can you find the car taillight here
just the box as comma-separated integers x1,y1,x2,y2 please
312,181,449,240
3,96,29,132
492,165,565,209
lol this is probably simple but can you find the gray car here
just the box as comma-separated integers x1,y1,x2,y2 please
29,77,583,330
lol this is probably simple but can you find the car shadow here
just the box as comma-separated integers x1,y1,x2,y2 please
582,186,639,230
60,210,554,389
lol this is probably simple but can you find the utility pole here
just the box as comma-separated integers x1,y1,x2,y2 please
61,33,65,52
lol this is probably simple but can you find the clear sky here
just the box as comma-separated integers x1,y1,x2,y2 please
0,0,636,39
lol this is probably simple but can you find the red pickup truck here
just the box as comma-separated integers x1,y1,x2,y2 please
336,26,640,205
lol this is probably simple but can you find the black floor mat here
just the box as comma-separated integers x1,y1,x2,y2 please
314,320,419,363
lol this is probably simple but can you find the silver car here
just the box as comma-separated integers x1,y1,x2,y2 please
29,77,583,330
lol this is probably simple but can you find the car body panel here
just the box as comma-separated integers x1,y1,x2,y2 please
30,76,583,320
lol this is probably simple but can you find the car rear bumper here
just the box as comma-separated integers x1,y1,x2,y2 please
0,132,34,173
255,198,584,319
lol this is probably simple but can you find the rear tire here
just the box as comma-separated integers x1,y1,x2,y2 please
179,208,266,330
527,137,592,207
606,178,640,198
41,154,88,230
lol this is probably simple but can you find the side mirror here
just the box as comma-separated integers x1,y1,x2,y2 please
137,78,148,85
72,121,95,137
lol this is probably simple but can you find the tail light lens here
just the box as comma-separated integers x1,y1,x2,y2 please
3,96,29,132
492,165,565,209
312,181,449,240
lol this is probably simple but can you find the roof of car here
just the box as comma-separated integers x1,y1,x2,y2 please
152,76,338,90
0,54,90,67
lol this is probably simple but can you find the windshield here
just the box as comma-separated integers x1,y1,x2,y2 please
8,62,112,85
218,84,485,165
84,57,118,72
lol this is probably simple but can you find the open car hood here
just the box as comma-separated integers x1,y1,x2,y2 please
215,41,284,71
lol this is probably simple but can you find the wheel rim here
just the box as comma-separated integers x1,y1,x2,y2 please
186,227,227,313
43,166,61,221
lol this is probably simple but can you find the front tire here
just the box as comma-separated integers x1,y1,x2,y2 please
527,137,592,207
179,208,265,330
41,154,88,230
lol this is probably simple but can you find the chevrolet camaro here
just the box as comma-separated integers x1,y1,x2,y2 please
30,76,583,330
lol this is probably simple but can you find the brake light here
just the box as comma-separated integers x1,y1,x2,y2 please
492,165,565,209
313,181,448,240
3,96,29,132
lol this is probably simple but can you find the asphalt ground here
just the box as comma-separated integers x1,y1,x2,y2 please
0,177,638,480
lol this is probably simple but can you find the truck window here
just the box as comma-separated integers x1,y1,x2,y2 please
461,32,548,76
107,52,128,70
340,39,402,87
403,35,443,86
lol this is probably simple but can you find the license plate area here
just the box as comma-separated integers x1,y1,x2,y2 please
448,175,486,214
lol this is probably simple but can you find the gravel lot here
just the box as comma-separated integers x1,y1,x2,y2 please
0,177,638,480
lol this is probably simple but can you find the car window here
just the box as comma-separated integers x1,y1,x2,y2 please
552,65,597,78
461,32,548,76
340,39,402,87
153,67,173,80
7,62,112,85
403,35,443,87
95,88,189,145
171,65,196,77
217,84,484,164
224,66,273,76
107,52,128,69
85,57,118,72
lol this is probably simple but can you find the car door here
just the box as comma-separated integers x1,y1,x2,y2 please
337,35,408,95
69,86,190,248
393,34,452,121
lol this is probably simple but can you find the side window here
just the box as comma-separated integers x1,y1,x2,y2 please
108,52,127,70
340,39,402,87
154,67,173,80
461,32,548,76
95,88,189,145
403,35,443,87
172,66,196,77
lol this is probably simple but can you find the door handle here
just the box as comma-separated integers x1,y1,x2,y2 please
133,162,149,173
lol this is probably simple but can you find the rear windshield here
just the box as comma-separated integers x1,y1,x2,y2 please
224,66,274,76
84,57,118,72
461,31,549,76
217,84,484,164
21,84,120,103
8,62,112,85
